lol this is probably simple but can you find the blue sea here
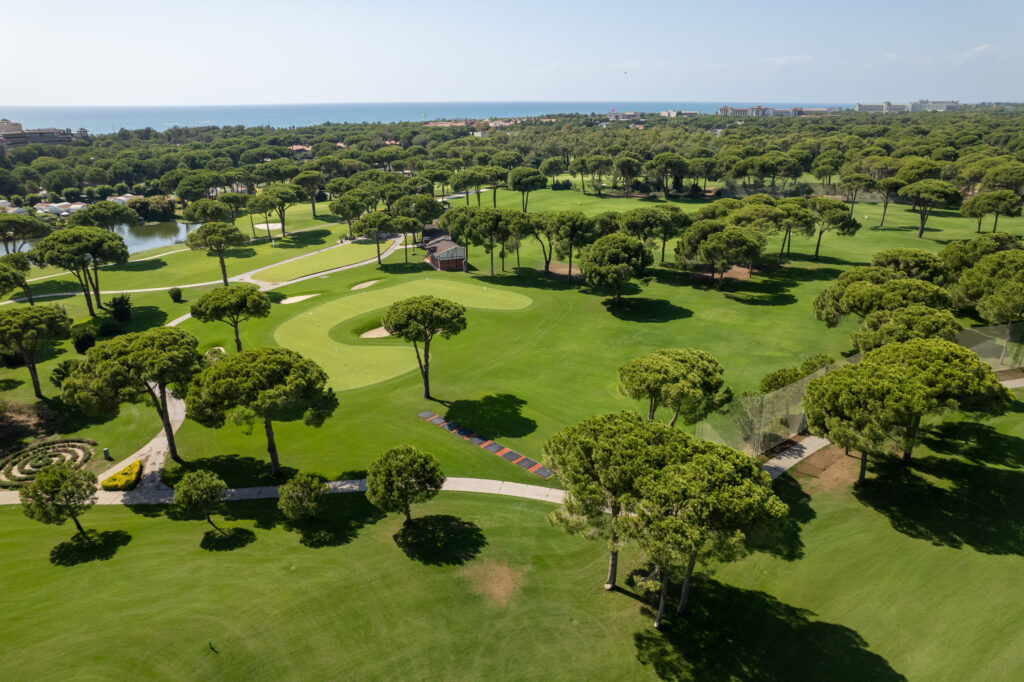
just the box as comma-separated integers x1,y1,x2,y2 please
1,102,853,133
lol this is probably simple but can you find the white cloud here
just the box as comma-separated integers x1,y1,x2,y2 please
759,55,815,68
955,44,997,65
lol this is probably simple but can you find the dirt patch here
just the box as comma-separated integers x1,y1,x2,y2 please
996,367,1024,381
688,264,753,283
546,262,580,278
279,294,319,305
793,444,861,494
460,559,526,607
351,279,379,290
359,326,390,339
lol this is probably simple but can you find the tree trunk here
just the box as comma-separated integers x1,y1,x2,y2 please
310,196,317,217
375,237,382,265
858,450,868,484
880,196,890,227
579,173,585,195
21,282,34,305
264,417,281,476
73,270,96,316
404,506,413,526
653,570,669,629
648,396,657,420
567,250,573,287
90,263,103,308
278,209,288,237
515,245,521,276
677,551,698,614
71,513,85,537
158,384,183,464
615,282,622,305
917,207,928,238
218,254,229,286
605,522,620,590
412,339,431,399
993,213,1000,233
669,405,680,427
813,229,824,261
248,210,256,238
206,514,221,531
24,351,42,399
777,228,790,265
660,237,667,264
902,414,922,464
489,236,495,276
232,323,242,352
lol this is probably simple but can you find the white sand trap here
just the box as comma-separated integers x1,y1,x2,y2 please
279,294,319,305
253,222,284,234
360,326,391,338
351,279,379,290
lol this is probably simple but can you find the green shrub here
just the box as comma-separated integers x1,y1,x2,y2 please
98,319,121,337
168,287,183,303
108,294,132,322
49,359,79,389
71,324,96,354
101,460,142,491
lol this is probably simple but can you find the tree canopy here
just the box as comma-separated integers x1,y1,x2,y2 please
190,284,271,352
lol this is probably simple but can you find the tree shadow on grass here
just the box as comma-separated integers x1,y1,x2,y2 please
285,493,385,548
379,261,433,275
601,297,692,323
108,258,167,274
162,454,298,490
743,474,815,561
439,393,536,438
632,577,905,681
0,377,23,391
200,526,256,551
393,514,486,565
918,416,1024,469
855,445,1024,555
49,530,132,566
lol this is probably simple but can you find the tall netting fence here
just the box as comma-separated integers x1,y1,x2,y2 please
694,322,1024,458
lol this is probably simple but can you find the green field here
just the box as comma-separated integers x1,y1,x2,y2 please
5,393,1023,679
252,239,384,283
3,188,1024,679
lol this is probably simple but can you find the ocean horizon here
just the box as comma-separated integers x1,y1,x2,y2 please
1,101,854,133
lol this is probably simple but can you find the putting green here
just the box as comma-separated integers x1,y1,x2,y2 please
274,278,531,390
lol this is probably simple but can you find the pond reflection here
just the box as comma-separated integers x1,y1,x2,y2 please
112,221,196,253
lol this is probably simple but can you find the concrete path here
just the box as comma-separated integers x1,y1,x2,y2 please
0,476,563,506
762,436,831,480
1003,378,1024,389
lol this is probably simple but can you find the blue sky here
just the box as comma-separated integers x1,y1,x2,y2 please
6,0,1021,105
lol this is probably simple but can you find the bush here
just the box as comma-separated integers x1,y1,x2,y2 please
71,324,96,354
168,287,183,303
101,460,142,491
49,359,79,389
98,319,121,337
108,293,132,322
551,179,572,191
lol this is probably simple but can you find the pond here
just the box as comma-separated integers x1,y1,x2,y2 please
112,221,195,254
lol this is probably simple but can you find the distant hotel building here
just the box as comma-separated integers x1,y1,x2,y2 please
715,106,837,117
854,100,960,113
0,119,88,150
659,110,699,118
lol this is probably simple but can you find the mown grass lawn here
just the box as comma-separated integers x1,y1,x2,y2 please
8,397,1024,680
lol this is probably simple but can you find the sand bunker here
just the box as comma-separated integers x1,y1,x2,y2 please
351,279,379,290
359,326,391,338
279,294,319,305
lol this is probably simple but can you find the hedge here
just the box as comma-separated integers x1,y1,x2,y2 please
101,460,142,491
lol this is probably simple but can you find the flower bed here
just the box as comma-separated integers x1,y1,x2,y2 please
101,460,142,491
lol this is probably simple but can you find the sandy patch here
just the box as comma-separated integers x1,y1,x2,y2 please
546,262,581,278
351,279,379,290
793,444,861,494
279,294,319,305
460,560,525,607
253,222,283,233
359,326,390,339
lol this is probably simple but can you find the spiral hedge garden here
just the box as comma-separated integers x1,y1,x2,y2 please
0,439,96,489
